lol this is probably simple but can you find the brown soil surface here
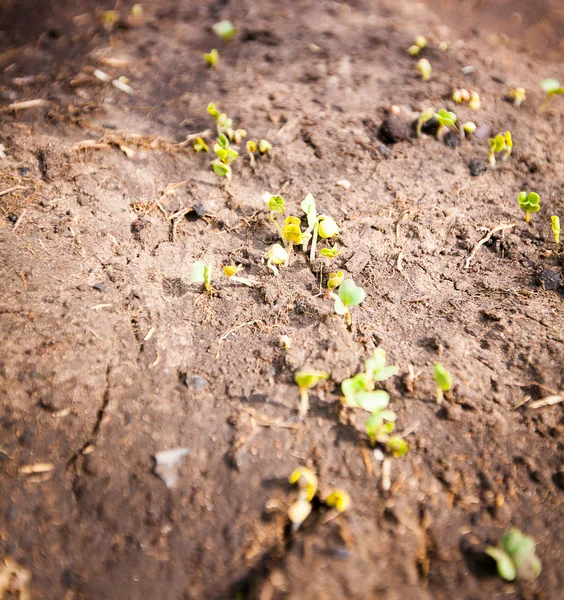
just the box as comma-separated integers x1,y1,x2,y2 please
1,1,563,599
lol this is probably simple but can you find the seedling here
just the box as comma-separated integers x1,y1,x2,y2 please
488,131,512,166
417,58,431,81
246,140,257,167
551,215,561,244
193,137,209,152
288,466,318,530
341,348,398,408
468,91,481,110
282,216,307,265
295,370,329,417
212,20,236,41
211,133,238,183
507,87,526,107
434,109,457,139
259,139,272,154
434,363,452,404
326,271,344,295
387,436,409,458
416,108,434,138
223,263,255,287
320,244,341,258
460,121,476,139
266,243,288,275
324,489,350,513
538,78,564,113
301,193,339,261
203,49,219,67
330,279,365,326
191,261,213,293
207,102,246,142
263,193,285,237
518,191,540,224
485,528,542,582
407,35,427,57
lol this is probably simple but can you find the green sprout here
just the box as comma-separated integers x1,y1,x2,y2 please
416,108,434,138
327,270,344,293
434,363,452,405
191,261,213,293
212,20,236,41
330,279,365,326
263,193,285,237
488,131,512,166
193,137,209,152
341,349,398,408
434,109,457,139
203,49,219,67
282,216,306,265
485,528,542,582
324,489,351,513
211,133,238,183
223,263,255,287
416,58,432,81
538,78,564,113
341,350,406,457
460,121,476,138
266,243,288,276
320,244,341,258
518,191,540,224
288,466,318,530
295,370,329,417
207,102,246,143
507,87,526,107
551,215,561,244
301,193,339,261
246,140,257,167
259,139,272,154
407,35,427,57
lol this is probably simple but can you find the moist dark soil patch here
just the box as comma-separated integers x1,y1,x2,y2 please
1,1,563,599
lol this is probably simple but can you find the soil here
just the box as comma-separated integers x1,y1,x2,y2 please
1,1,563,599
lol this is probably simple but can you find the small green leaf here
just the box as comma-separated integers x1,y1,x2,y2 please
485,547,517,582
540,78,561,94
318,216,339,239
501,528,542,581
387,436,408,458
338,279,366,307
320,245,341,258
364,349,387,377
518,191,540,214
295,370,328,391
435,108,457,126
217,133,229,149
434,363,452,392
191,261,206,284
301,193,317,229
211,160,230,177
355,390,390,413
203,48,219,67
259,139,272,153
341,374,370,406
212,20,236,41
333,295,348,316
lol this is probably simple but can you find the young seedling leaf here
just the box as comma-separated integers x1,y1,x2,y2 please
551,215,561,244
486,528,541,582
518,191,540,223
355,390,390,413
318,215,339,239
338,279,366,307
324,489,351,513
289,466,318,501
295,370,328,391
387,436,409,458
434,363,452,392
212,20,236,41
191,261,206,284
